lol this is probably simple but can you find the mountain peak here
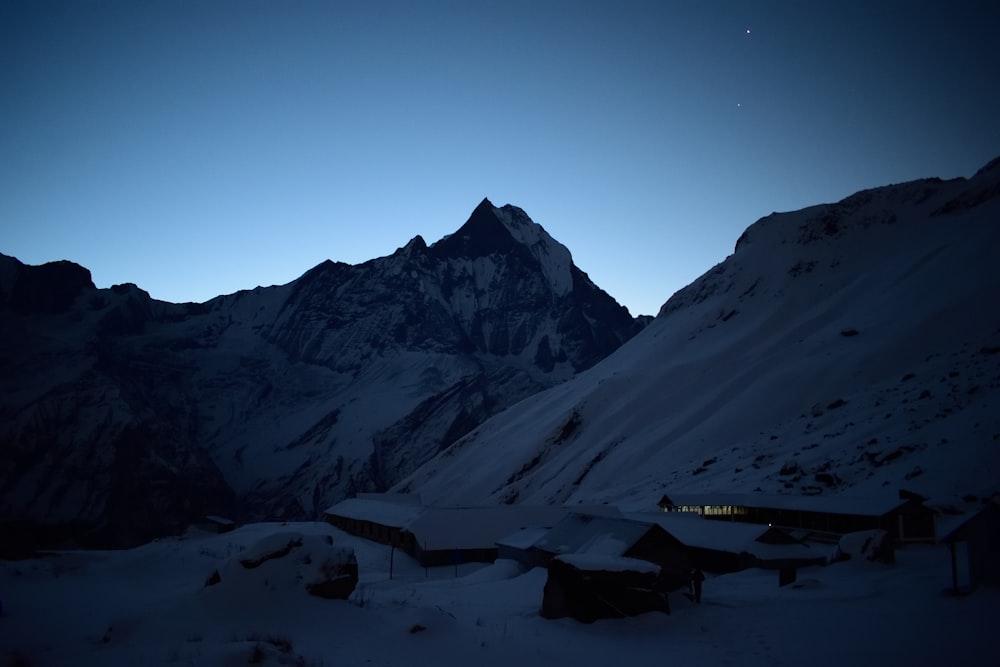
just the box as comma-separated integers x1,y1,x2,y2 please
427,199,578,298
404,235,427,252
431,198,518,259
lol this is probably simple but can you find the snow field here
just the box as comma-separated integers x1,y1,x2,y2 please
1,521,996,666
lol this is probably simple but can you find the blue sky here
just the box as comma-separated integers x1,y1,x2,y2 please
2,1,998,317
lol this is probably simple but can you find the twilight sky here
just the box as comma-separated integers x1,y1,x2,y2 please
2,1,998,317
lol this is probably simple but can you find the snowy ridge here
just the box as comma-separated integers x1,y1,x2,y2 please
0,199,641,548
493,203,575,297
399,158,1000,515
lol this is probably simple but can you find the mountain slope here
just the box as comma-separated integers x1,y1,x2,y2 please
398,158,1000,513
0,199,642,548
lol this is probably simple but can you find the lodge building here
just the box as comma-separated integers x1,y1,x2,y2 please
657,490,936,544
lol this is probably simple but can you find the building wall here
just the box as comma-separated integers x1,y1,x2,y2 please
624,528,691,590
496,544,533,566
951,506,1000,590
412,546,499,568
685,546,747,574
324,513,408,548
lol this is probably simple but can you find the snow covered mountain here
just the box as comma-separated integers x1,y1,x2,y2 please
0,198,642,549
398,158,1000,514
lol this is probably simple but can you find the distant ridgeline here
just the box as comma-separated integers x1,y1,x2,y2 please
0,199,644,550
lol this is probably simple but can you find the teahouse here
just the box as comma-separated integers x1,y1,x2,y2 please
658,489,935,544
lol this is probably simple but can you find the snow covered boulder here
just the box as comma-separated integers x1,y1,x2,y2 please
204,531,358,600
833,529,894,564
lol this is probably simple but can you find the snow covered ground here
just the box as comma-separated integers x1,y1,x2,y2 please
2,521,996,666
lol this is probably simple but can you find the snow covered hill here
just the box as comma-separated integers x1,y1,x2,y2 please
0,199,641,549
398,157,1000,514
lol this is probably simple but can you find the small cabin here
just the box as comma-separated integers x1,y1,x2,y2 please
202,515,236,534
531,514,691,590
541,554,670,623
939,502,1000,594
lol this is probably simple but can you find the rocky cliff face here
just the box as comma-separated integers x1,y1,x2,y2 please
0,199,642,549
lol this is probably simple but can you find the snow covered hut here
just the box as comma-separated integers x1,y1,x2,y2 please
531,514,691,590
541,554,669,623
939,502,1000,594
202,515,236,534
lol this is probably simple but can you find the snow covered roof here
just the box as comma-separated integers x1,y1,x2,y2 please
658,492,915,517
496,526,551,550
356,492,423,505
555,553,661,574
324,497,426,528
404,505,574,551
630,512,823,562
204,515,235,525
325,497,623,549
532,514,658,558
937,502,1000,543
